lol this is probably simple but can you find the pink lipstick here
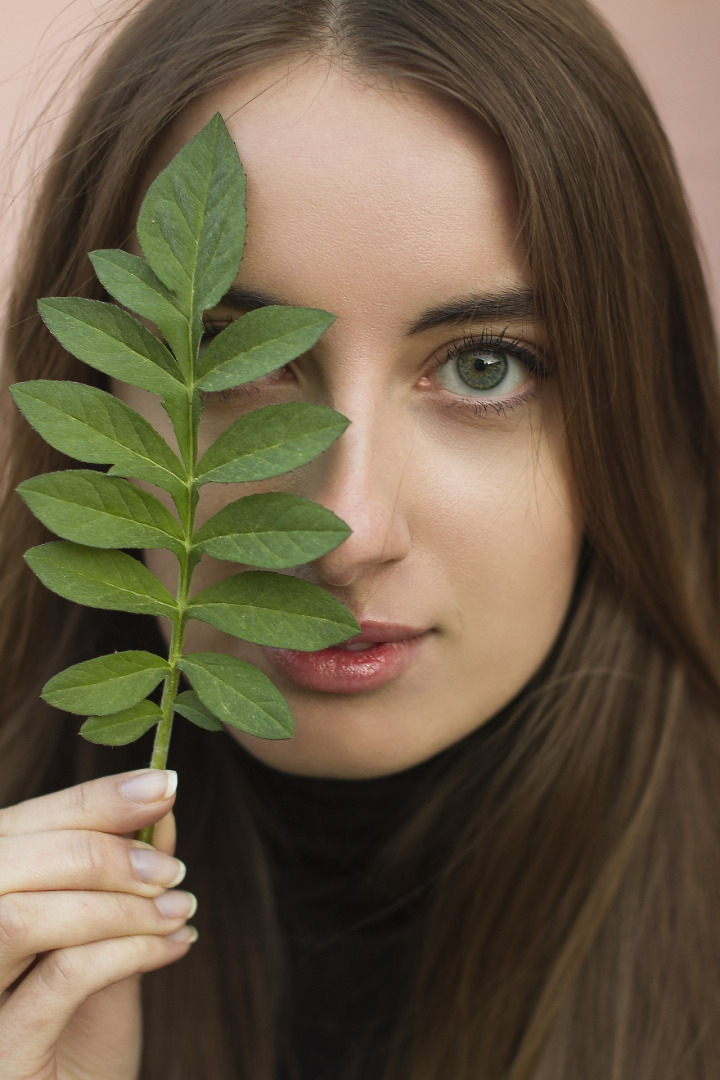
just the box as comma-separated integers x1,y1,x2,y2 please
259,621,430,694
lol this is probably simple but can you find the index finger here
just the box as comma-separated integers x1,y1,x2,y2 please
0,770,177,838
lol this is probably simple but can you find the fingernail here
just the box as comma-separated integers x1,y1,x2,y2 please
154,890,198,920
121,770,177,804
130,847,186,887
168,925,199,944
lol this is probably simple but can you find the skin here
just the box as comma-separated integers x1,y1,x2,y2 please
116,57,584,778
0,56,582,1078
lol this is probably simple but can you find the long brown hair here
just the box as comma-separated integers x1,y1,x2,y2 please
1,1,719,1077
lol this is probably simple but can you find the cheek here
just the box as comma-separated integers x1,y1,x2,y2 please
423,410,581,653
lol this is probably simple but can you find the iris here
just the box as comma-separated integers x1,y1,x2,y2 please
456,352,508,390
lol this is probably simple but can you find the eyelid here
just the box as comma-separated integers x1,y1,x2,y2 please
201,313,239,335
434,327,549,377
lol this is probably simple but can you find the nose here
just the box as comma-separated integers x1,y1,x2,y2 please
303,408,413,590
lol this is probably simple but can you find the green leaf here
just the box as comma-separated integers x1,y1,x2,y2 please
188,570,360,649
137,113,246,322
17,470,184,553
195,307,335,392
174,689,224,731
193,492,350,568
10,382,186,499
89,249,188,361
80,700,162,746
38,297,183,397
42,651,170,715
195,403,349,485
25,541,177,617
178,653,294,739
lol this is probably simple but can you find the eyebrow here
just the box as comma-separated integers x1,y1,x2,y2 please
217,283,537,335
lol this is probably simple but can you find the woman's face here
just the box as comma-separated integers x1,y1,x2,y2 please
114,57,582,778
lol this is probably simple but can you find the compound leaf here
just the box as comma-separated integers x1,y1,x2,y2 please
17,470,184,553
10,381,185,500
11,115,358,771
25,541,177,617
38,297,183,397
195,403,349,485
80,700,162,746
193,491,349,568
195,306,335,392
188,570,360,649
42,651,169,715
174,689,224,731
178,653,294,739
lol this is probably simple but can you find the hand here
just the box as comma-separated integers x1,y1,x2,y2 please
0,769,197,1080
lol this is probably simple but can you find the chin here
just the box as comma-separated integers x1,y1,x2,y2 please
227,721,450,780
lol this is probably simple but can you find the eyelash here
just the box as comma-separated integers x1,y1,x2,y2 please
200,315,230,350
198,319,549,417
434,328,549,418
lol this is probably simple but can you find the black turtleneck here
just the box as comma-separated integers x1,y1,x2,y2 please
230,706,517,1080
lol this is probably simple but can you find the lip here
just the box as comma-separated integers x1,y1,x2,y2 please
259,621,431,694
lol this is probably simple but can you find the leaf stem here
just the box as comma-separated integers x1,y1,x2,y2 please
138,383,198,845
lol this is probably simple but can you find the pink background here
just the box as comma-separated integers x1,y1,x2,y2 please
1,0,718,317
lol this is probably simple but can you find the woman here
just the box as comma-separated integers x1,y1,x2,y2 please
1,0,718,1077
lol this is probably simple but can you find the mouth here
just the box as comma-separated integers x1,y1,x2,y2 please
259,621,432,694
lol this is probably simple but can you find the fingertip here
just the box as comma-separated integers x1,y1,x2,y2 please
120,770,177,806
152,809,177,855
168,925,198,944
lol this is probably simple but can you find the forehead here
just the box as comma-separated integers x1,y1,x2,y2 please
141,57,529,316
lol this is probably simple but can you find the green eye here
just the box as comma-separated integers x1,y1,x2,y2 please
456,352,508,390
435,338,536,402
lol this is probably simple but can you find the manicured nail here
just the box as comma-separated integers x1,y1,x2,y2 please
122,770,177,804
168,925,199,944
154,890,198,920
130,847,186,887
